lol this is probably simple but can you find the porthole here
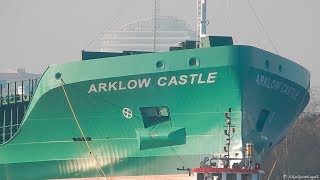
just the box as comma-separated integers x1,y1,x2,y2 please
189,57,199,67
278,65,282,72
265,60,270,69
156,61,165,69
55,72,62,80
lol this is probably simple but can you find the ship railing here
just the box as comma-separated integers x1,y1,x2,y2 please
0,79,39,145
1,124,21,144
0,79,39,107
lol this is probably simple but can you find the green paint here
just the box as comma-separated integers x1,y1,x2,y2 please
0,45,310,179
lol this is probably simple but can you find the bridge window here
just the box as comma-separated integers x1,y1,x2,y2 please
211,173,222,180
241,174,252,180
226,173,237,180
258,174,264,180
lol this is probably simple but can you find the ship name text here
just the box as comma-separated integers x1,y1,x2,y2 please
256,74,300,100
88,72,218,93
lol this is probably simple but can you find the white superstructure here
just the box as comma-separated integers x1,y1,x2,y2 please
87,16,196,52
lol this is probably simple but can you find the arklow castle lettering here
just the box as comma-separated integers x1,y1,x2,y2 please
88,72,218,93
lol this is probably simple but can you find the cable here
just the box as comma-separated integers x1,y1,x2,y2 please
170,146,186,165
267,149,280,180
225,0,232,33
61,78,186,170
224,0,238,44
148,123,186,165
247,0,279,55
63,80,187,168
60,79,109,180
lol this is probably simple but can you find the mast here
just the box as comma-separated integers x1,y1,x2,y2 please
153,0,160,52
197,0,208,48
200,0,207,37
224,108,235,168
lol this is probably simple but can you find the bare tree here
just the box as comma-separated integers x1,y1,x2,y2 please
301,86,320,118
264,86,320,178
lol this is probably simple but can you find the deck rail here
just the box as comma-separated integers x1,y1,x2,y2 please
0,79,39,144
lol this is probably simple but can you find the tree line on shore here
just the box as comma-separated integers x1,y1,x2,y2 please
263,86,320,179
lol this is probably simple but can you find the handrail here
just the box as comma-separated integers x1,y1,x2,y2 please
0,79,39,106
0,78,40,144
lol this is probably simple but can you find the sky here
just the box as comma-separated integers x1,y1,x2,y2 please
0,0,319,85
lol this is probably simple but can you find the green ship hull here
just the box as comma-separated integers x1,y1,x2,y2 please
0,45,310,179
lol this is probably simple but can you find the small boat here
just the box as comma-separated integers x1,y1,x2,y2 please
189,109,265,180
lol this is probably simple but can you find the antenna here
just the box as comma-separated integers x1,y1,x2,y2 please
153,0,160,52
